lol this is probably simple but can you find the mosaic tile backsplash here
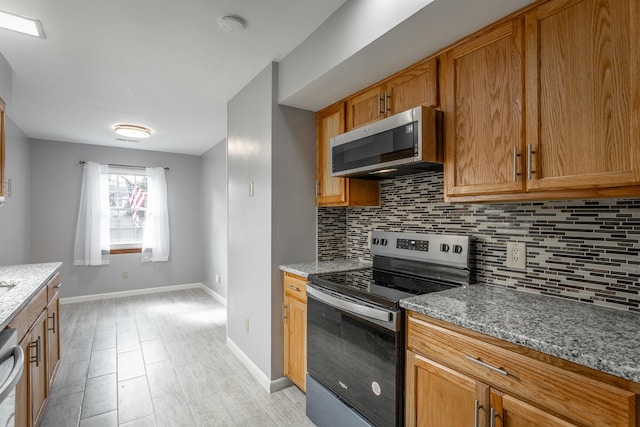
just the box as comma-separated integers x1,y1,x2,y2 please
317,171,640,312
317,207,347,261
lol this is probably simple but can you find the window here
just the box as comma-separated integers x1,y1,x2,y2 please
109,171,147,253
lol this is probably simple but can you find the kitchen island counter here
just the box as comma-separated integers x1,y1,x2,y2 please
0,262,62,330
401,284,640,383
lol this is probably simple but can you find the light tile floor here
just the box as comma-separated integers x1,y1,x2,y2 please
40,289,315,427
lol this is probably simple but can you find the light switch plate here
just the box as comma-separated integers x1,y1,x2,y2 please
506,242,526,269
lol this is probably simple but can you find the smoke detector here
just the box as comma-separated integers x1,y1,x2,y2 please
218,15,245,33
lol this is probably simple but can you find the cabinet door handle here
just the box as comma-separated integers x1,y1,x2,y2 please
377,93,382,118
29,337,41,367
465,355,508,376
48,311,56,333
527,143,534,180
287,285,300,292
513,146,519,182
490,407,496,427
384,90,390,113
474,399,480,427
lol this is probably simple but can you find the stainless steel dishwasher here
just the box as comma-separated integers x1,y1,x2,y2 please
0,328,24,427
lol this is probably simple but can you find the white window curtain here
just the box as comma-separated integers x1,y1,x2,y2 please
141,167,170,262
73,162,110,265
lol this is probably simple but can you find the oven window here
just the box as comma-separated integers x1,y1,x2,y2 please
307,295,402,427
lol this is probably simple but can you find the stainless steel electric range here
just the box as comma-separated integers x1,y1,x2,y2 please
306,231,473,427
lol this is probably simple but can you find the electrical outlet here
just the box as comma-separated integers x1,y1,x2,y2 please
122,272,128,279
215,274,221,283
368,231,373,248
244,318,250,334
506,242,526,269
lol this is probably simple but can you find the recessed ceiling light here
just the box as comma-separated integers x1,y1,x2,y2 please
114,124,152,139
0,10,45,38
218,15,245,33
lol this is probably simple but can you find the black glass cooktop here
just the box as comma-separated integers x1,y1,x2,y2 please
308,268,455,309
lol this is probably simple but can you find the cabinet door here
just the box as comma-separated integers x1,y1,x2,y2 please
317,103,347,205
490,389,578,427
525,0,640,191
346,84,386,130
284,296,306,391
387,57,438,114
29,312,48,427
15,333,30,427
409,353,480,427
445,19,525,197
46,290,60,388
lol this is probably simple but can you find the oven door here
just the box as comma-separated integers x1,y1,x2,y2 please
306,284,403,427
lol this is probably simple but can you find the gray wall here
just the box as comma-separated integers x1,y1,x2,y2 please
0,118,30,264
227,62,316,383
30,139,202,298
201,139,227,301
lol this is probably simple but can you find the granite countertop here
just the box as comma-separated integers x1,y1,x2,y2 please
280,259,372,278
400,284,640,383
0,262,63,330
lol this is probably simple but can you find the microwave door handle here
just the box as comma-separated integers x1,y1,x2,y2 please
307,286,391,322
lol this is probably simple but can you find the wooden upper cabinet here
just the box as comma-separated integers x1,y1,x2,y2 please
317,103,347,205
346,57,439,131
346,84,387,131
386,57,438,115
444,19,525,197
316,102,379,207
525,0,640,191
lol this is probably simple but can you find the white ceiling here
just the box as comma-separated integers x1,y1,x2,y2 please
0,0,348,155
0,0,535,156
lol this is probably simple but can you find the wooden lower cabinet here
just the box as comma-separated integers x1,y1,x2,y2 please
283,273,307,392
406,312,638,427
10,272,62,427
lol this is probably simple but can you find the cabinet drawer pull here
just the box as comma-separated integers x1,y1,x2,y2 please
48,312,56,333
474,399,480,427
513,146,519,182
287,285,300,292
527,143,534,180
465,355,508,376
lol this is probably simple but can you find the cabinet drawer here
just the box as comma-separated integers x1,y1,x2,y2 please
284,273,307,303
46,272,61,302
407,314,636,427
8,286,48,343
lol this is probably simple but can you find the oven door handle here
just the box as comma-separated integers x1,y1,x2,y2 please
0,344,24,403
307,286,392,322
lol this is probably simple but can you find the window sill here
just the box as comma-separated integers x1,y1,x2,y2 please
110,248,142,255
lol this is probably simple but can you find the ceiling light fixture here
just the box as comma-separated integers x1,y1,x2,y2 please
218,15,245,33
114,124,152,139
0,10,45,38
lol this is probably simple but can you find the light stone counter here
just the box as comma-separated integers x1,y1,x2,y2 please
400,284,640,383
280,259,372,279
0,262,63,330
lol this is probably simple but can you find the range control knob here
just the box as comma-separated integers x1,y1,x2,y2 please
440,243,450,252
380,238,388,246
372,238,379,245
452,245,463,254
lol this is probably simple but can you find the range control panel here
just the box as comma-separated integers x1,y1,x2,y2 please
370,231,471,269
396,238,429,252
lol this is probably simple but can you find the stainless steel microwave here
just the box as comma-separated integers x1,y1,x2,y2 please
330,106,443,179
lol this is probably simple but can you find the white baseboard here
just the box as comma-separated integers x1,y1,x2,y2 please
226,337,292,393
60,282,205,304
200,285,227,306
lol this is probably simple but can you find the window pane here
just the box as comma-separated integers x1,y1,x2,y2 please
109,173,147,247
